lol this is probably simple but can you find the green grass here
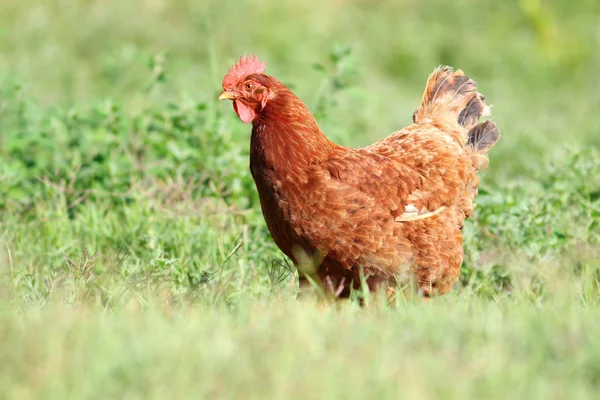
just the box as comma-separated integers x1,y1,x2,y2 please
0,0,599,398
2,298,600,399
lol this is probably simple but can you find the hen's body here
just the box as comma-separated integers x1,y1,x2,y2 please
221,58,499,297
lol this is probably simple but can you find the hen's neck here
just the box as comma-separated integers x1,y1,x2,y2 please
250,89,337,171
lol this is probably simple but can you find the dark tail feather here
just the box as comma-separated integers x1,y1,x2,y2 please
413,66,493,132
459,93,488,130
414,65,500,157
467,120,500,152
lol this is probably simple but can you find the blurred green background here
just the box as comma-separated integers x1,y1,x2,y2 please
1,1,599,398
2,0,599,162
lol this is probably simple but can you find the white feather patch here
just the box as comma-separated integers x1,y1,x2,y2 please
396,205,447,222
482,104,493,117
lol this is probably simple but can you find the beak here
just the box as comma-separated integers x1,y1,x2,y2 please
218,91,236,101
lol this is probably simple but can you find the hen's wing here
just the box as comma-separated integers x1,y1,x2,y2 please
364,123,472,217
331,124,472,217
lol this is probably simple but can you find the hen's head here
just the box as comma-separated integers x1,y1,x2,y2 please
219,54,275,123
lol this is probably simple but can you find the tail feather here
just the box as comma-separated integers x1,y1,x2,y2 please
459,94,487,130
413,66,479,127
467,120,500,152
413,65,500,156
422,67,472,108
468,120,500,170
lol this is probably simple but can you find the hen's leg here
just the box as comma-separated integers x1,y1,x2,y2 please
297,264,352,299
297,275,312,298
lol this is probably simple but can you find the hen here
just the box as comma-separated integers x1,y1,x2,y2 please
219,55,500,297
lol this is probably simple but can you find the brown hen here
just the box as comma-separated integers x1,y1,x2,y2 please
219,55,500,298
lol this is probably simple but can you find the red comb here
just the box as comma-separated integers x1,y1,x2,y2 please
222,54,266,90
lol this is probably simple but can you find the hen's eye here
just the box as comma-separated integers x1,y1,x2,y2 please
244,83,253,91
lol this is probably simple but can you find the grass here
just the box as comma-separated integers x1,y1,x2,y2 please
2,298,600,399
0,0,599,398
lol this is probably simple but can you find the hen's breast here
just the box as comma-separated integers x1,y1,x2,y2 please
250,160,304,262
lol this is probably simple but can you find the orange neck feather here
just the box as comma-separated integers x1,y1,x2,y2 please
250,87,337,171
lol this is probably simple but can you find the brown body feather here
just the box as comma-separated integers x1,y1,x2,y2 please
222,61,499,297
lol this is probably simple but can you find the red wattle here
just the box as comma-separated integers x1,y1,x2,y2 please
233,100,256,123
